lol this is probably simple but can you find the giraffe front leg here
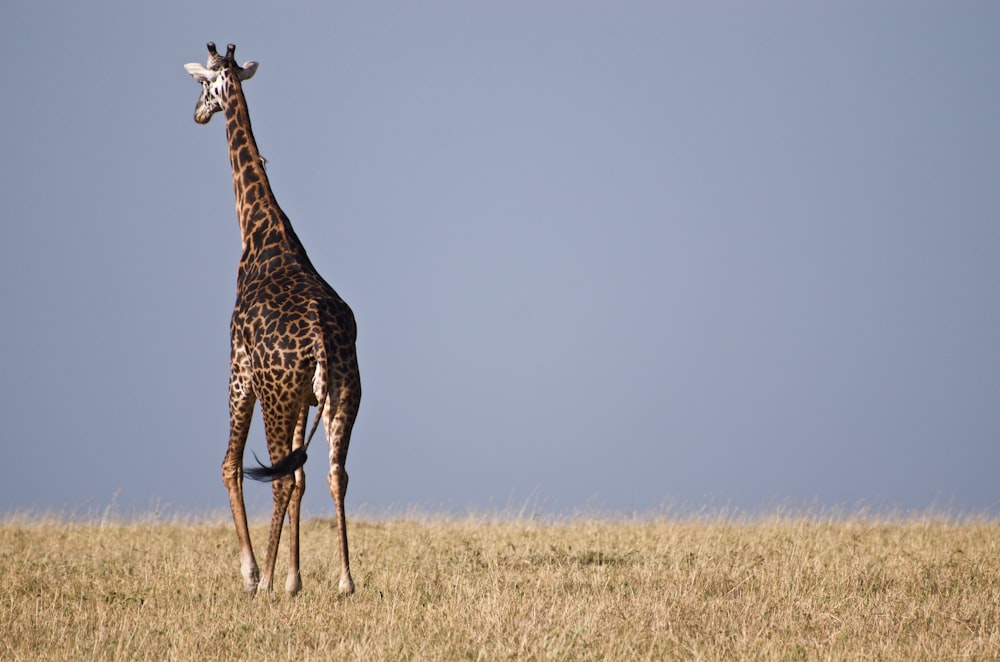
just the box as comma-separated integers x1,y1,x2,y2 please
257,472,294,595
256,402,301,595
284,404,308,596
285,466,304,595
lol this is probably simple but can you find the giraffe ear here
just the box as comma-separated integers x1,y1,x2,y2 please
184,62,217,83
239,61,259,81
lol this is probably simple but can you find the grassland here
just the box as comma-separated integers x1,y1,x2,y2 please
2,511,998,660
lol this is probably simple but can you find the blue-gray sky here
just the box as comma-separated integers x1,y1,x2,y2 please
2,2,998,518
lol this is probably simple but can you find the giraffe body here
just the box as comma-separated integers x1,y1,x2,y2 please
185,43,360,596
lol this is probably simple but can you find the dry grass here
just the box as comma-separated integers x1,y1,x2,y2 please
2,511,998,660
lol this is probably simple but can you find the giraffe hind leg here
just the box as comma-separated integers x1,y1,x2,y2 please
329,462,354,595
325,378,360,595
223,380,259,594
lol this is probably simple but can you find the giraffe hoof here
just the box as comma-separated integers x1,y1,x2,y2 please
286,573,302,596
339,575,355,595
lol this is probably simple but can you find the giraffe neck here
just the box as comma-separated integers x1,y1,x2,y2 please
222,76,312,277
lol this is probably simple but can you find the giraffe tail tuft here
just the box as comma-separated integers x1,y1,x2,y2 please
244,448,308,482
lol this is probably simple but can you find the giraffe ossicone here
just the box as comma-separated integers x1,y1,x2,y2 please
184,42,362,597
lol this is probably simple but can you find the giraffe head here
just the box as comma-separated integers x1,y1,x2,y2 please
184,42,258,124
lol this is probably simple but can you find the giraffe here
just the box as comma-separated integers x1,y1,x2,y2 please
184,42,361,596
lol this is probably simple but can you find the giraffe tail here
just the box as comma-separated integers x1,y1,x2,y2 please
244,447,308,481
244,315,329,482
243,401,325,481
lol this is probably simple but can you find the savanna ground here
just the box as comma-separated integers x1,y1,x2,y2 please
2,510,998,660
